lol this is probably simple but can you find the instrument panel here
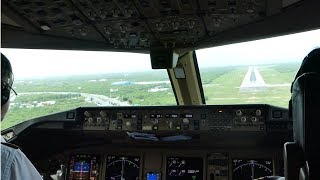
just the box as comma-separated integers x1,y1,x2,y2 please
42,151,280,180
147,172,160,180
232,159,273,180
106,155,140,180
5,105,290,180
166,157,203,180
67,154,99,180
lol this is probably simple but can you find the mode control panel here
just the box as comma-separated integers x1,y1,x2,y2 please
81,105,288,133
83,108,209,132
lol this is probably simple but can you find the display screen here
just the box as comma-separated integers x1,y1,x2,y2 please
146,172,160,180
232,159,273,180
67,154,99,180
74,161,90,172
166,157,203,180
105,155,140,180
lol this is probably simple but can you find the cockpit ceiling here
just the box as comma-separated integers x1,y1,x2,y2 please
1,0,320,52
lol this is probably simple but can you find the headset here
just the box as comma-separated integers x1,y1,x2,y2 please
1,86,10,106
1,53,13,106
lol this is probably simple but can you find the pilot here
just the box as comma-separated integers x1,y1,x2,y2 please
1,53,43,179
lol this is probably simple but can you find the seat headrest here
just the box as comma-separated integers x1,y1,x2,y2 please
289,48,320,119
291,48,320,93
292,72,320,179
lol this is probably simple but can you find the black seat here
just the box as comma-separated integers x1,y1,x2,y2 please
284,48,320,180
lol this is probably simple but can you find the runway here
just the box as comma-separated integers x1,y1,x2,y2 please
240,67,266,91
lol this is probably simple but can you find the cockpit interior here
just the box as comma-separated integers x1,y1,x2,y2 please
1,0,320,179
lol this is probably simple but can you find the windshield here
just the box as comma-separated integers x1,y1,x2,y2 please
2,30,320,130
1,49,176,129
197,29,320,108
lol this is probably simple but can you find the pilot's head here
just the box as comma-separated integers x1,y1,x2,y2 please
1,53,15,121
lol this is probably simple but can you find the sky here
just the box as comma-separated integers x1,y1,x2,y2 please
1,29,320,79
197,29,320,68
1,49,153,79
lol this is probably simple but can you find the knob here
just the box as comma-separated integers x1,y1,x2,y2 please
100,111,107,117
152,119,159,124
241,117,246,122
97,117,102,123
251,117,258,122
182,118,190,124
88,117,93,123
256,110,262,116
84,111,91,117
125,121,131,127
236,110,242,116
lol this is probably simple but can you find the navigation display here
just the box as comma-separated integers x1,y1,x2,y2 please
67,154,99,180
105,155,140,180
166,157,203,180
232,159,273,180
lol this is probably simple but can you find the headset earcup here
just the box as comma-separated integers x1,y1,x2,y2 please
1,88,10,106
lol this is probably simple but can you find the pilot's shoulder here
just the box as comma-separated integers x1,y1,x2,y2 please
1,142,20,149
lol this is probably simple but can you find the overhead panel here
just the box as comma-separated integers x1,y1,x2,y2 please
4,0,104,41
147,15,206,48
136,0,205,48
73,0,155,48
2,0,304,50
199,0,267,35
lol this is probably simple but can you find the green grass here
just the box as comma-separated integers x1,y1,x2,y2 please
202,63,299,107
258,63,300,84
1,94,96,129
1,70,176,129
